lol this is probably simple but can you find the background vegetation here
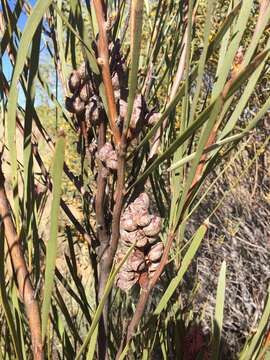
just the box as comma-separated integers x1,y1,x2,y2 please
0,0,270,359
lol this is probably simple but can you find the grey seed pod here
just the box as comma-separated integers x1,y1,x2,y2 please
148,236,159,245
114,89,121,101
117,277,138,291
68,70,81,93
111,72,120,91
119,99,128,119
79,83,92,102
148,260,160,274
133,192,150,211
120,210,137,231
85,99,100,124
147,242,164,262
130,95,143,129
65,96,85,114
135,213,153,227
77,62,86,78
118,270,136,282
121,229,148,248
129,250,146,272
143,215,161,237
148,112,160,126
96,143,113,162
105,150,118,170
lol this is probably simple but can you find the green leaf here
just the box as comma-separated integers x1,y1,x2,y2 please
154,223,207,315
124,0,144,134
211,261,226,360
6,0,54,230
0,225,23,359
75,244,135,359
41,133,65,341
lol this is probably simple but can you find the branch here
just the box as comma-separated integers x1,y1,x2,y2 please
93,0,121,146
0,161,43,360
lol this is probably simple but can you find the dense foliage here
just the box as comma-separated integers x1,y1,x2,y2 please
0,0,270,359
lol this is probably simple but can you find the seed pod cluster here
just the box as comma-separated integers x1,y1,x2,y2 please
96,142,118,170
116,193,164,292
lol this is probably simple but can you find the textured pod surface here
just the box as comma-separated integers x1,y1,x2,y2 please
96,143,113,162
120,210,138,231
105,150,118,170
129,250,146,272
77,62,86,78
148,260,160,275
121,229,148,248
143,215,161,237
79,83,92,102
133,192,150,210
65,96,85,114
68,70,81,93
148,112,160,126
147,241,164,262
135,212,152,227
118,270,136,282
117,277,138,292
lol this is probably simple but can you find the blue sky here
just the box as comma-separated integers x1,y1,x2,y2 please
1,0,58,107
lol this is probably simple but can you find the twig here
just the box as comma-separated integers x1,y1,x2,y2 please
0,160,43,360
93,0,121,146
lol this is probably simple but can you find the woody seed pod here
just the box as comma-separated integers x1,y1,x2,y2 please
135,212,152,227
147,242,164,262
77,62,86,78
130,95,143,130
148,112,160,126
117,277,138,292
68,70,81,93
79,83,92,102
111,72,120,91
121,229,148,248
65,96,85,114
129,250,146,272
132,192,150,212
119,99,128,119
118,270,136,282
120,210,137,231
97,143,113,162
106,150,118,170
143,215,161,237
148,260,160,274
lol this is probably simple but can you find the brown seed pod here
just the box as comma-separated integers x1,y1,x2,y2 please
147,242,164,263
96,143,113,162
119,99,128,119
117,276,138,291
118,270,136,282
79,83,92,102
85,98,101,125
148,236,159,245
135,212,153,227
65,96,85,114
105,150,118,170
147,112,160,126
129,250,146,272
68,70,81,93
120,210,137,232
132,192,150,212
111,72,120,91
143,215,161,237
130,95,143,130
121,229,148,248
77,62,86,78
148,260,160,275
